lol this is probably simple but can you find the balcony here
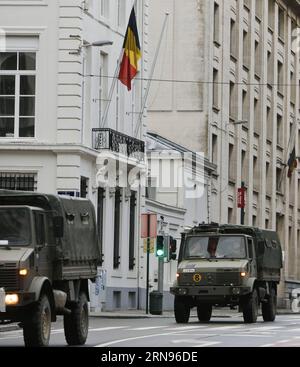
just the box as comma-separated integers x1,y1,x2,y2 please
92,128,145,161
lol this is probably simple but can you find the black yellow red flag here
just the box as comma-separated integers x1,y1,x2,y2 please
287,147,298,178
118,7,141,91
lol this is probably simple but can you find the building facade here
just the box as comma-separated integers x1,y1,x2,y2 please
0,0,148,311
148,0,300,306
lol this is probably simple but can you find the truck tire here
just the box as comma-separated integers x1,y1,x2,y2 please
64,291,89,345
197,304,212,322
23,294,52,347
174,296,190,323
262,287,277,322
242,288,259,324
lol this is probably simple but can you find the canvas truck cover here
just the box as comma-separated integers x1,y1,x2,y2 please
0,190,101,267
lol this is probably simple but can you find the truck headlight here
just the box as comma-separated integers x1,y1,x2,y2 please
19,269,28,276
240,272,247,277
5,294,19,305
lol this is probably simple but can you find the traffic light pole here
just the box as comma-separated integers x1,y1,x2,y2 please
146,214,150,314
158,257,164,295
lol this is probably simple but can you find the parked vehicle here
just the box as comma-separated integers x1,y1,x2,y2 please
170,223,283,324
0,190,101,346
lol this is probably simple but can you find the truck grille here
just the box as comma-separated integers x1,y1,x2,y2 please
178,272,241,286
0,268,19,291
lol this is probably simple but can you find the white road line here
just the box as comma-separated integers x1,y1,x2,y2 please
223,333,273,338
164,326,208,331
246,326,283,331
286,328,300,332
277,339,290,343
90,326,129,332
130,326,166,331
260,344,274,347
205,325,244,331
195,341,221,347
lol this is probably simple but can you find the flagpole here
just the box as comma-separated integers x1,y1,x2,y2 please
134,12,170,138
101,0,138,128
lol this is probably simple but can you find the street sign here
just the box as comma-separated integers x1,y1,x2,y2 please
237,187,246,208
143,238,155,253
141,213,157,238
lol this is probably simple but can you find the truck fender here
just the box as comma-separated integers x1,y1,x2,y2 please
28,277,56,321
244,277,257,293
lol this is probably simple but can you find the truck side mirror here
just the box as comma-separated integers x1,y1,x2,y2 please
53,216,64,238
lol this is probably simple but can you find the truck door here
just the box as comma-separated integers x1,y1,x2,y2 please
34,211,52,279
247,238,257,276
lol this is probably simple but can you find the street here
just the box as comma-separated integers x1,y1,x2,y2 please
1,314,300,347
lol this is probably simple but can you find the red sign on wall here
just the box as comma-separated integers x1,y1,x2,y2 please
141,213,157,238
237,187,246,209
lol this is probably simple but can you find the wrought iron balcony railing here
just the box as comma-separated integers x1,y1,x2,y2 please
92,128,145,161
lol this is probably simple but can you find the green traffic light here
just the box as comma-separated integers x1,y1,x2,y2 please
156,249,164,257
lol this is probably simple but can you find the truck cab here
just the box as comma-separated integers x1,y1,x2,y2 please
170,223,282,324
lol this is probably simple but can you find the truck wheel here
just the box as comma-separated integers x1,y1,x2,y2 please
197,304,212,322
174,296,190,323
23,294,52,347
262,287,277,322
64,292,89,345
242,288,259,324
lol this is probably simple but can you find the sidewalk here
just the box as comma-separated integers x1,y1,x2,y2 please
0,308,296,333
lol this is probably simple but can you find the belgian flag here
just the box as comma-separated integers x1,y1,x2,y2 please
118,8,141,91
287,147,298,178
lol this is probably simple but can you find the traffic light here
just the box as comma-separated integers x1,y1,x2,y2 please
168,236,177,261
156,235,165,257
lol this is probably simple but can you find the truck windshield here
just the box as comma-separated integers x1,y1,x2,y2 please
184,236,246,259
0,208,31,246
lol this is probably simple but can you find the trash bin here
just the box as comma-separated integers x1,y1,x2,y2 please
149,291,163,315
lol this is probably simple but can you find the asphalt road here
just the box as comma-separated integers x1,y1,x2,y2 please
1,314,300,347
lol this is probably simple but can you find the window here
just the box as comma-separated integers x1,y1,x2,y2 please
230,19,237,58
228,208,233,224
267,105,273,141
276,167,282,192
242,90,249,122
0,172,37,191
129,191,136,270
291,19,298,53
243,30,250,68
291,71,296,104
277,60,283,94
97,188,105,266
98,53,108,127
213,2,220,44
34,212,45,246
267,51,273,85
229,82,236,118
268,0,274,29
228,143,235,181
241,150,248,182
213,68,219,108
255,0,262,19
100,0,109,18
0,52,36,138
254,40,261,76
80,176,89,198
266,161,271,194
253,155,259,189
212,134,218,164
278,7,285,39
254,97,261,134
117,0,126,28
113,188,121,269
277,114,283,146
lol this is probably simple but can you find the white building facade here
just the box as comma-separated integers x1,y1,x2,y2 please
0,0,149,311
148,0,300,307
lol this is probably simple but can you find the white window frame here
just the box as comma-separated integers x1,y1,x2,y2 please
0,50,37,139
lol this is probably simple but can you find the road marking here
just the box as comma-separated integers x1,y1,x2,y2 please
277,339,290,343
172,339,221,347
224,333,273,338
90,326,129,332
165,326,208,331
260,343,274,347
206,325,243,331
130,326,166,331
246,326,283,331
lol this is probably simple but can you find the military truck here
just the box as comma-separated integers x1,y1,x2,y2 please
170,223,283,324
0,190,101,346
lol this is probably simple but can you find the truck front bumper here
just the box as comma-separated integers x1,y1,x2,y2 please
0,288,35,316
170,285,251,298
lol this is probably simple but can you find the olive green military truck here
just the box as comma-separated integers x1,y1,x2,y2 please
0,190,101,346
170,224,283,324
